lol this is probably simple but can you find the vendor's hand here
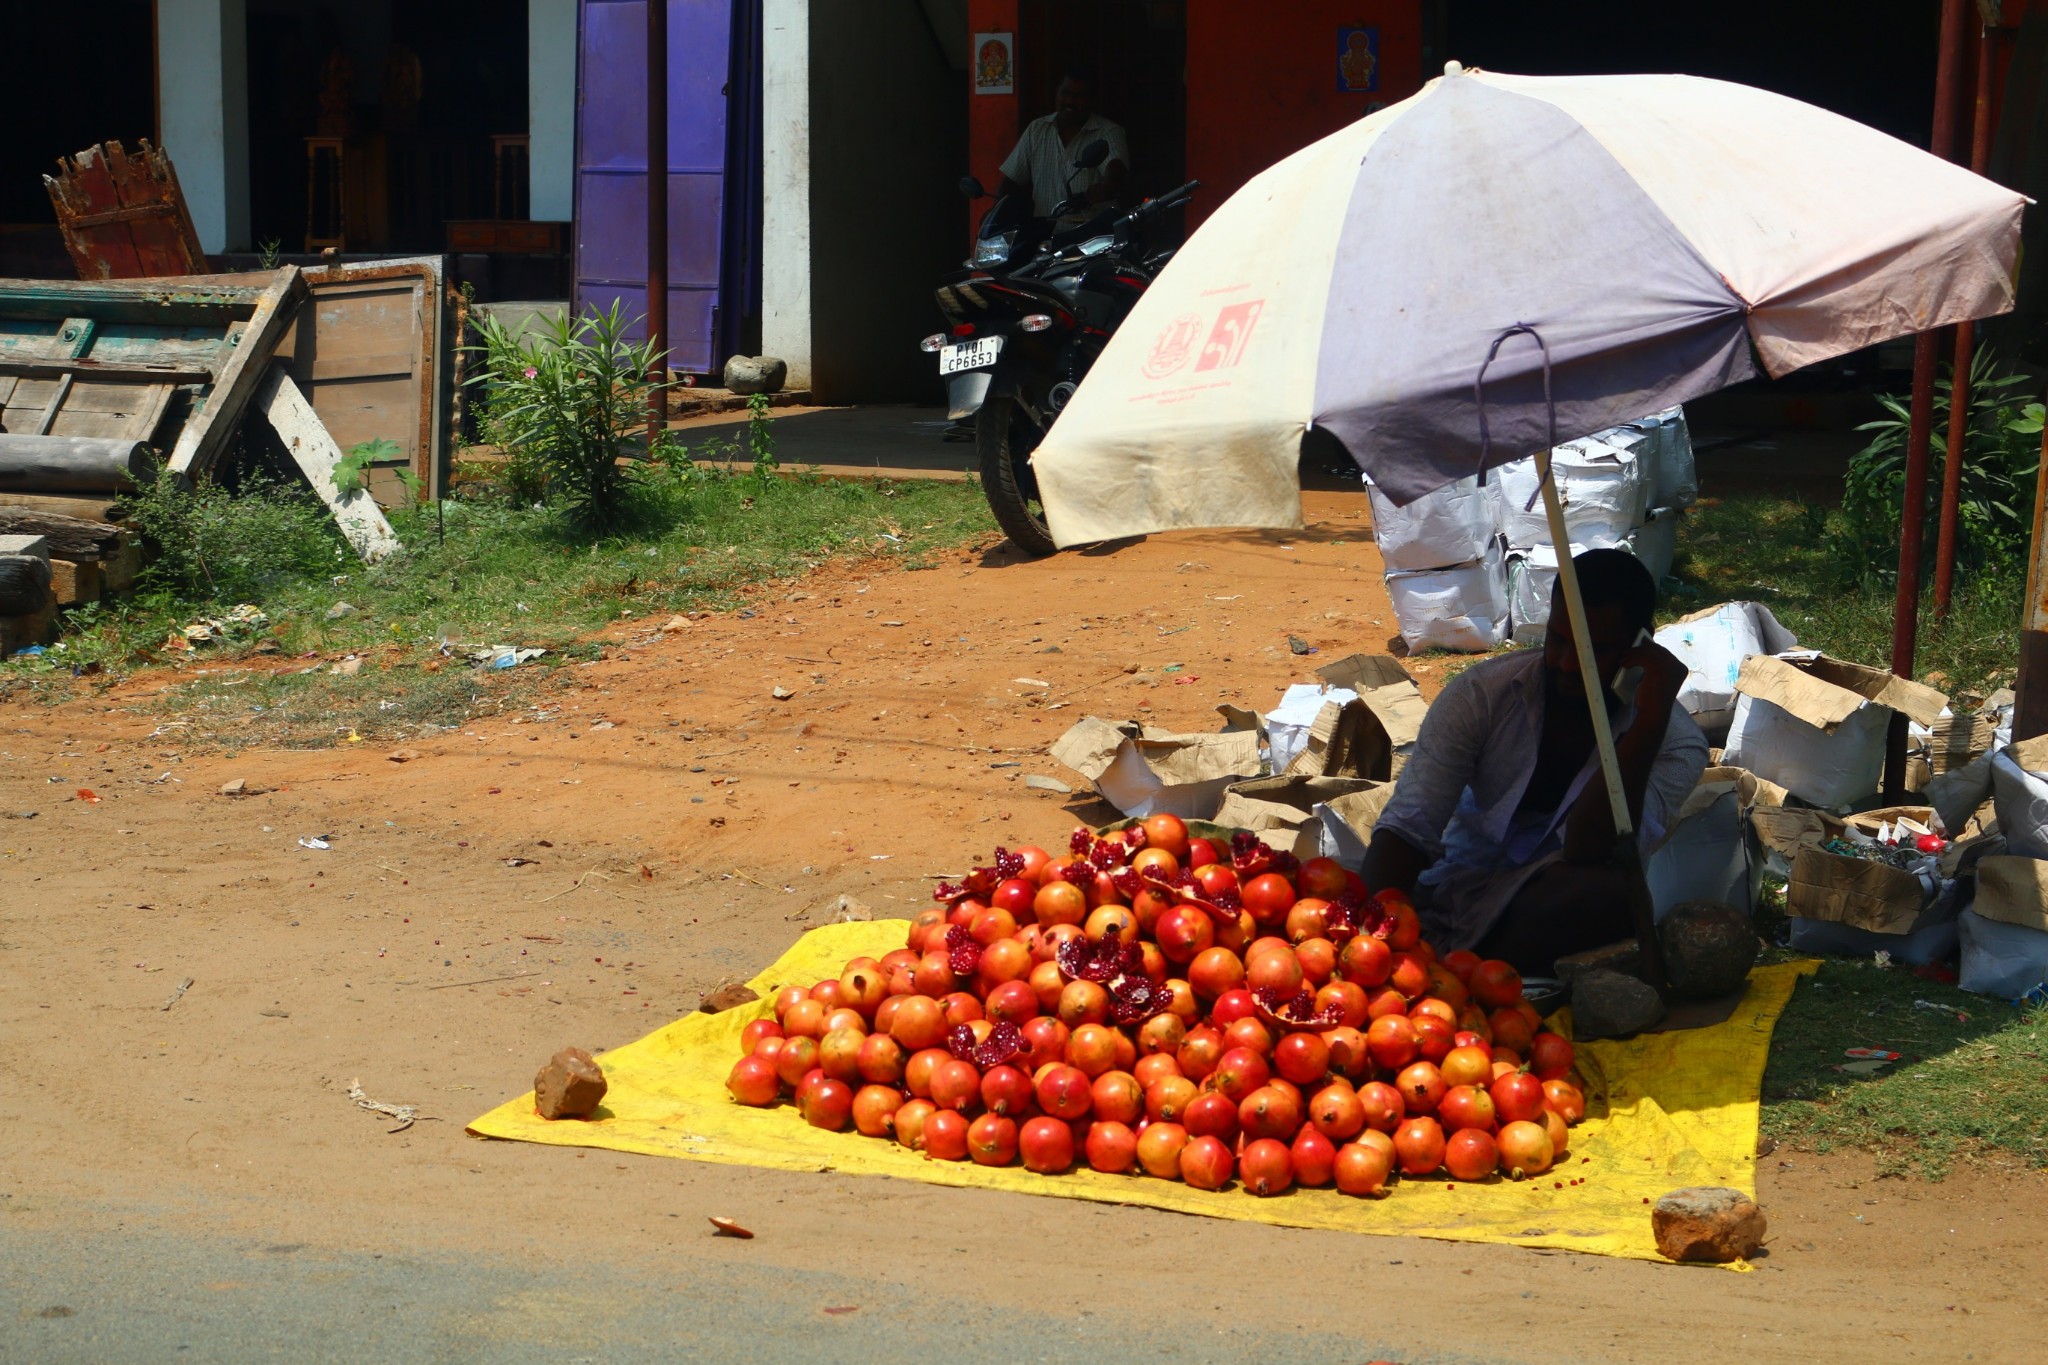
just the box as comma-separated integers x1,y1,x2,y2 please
1617,639,1688,708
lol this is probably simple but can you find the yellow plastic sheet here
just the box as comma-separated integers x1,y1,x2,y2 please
470,924,1816,1266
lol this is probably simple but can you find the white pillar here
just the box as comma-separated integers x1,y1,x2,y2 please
761,0,812,389
528,0,577,222
157,0,249,254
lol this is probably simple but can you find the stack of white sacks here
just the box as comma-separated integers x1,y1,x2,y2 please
1370,408,1698,652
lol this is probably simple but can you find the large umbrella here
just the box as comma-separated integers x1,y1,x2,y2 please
1032,65,2025,981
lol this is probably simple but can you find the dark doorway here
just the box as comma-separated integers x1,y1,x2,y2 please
1016,0,1188,201
245,0,530,255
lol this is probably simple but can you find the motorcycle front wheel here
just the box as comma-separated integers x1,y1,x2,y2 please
975,396,1059,557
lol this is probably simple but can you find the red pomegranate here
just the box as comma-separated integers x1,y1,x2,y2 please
1240,1138,1294,1196
1019,1115,1076,1173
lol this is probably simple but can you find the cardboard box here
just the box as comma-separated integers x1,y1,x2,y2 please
1307,783,1401,864
1050,717,1263,821
1213,773,1385,843
1722,653,1948,808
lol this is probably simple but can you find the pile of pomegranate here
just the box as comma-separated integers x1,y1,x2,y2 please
725,816,1588,1197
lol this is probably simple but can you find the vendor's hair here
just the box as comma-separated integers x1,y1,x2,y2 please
1057,62,1097,91
1557,548,1656,633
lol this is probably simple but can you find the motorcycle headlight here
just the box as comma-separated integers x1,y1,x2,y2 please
971,232,1017,267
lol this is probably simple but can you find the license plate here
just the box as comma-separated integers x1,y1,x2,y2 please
938,336,1004,374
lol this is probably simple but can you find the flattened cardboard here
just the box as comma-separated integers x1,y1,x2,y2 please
1282,698,1393,782
1314,652,1428,750
1734,653,1948,732
1312,784,1402,863
1972,855,2048,933
1213,774,1384,833
1049,716,1262,821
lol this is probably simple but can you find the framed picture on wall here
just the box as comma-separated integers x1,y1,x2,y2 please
974,32,1016,96
1337,26,1380,94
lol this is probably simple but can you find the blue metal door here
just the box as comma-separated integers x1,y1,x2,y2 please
574,0,734,373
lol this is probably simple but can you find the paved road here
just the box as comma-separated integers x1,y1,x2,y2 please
4,1216,1511,1364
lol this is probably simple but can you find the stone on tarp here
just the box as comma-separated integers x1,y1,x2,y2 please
1652,1186,1767,1262
698,983,761,1014
533,1046,608,1119
1658,900,1759,1000
723,355,787,395
1570,967,1665,1039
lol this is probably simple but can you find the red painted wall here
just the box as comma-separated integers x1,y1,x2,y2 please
967,0,1021,241
1185,0,1424,227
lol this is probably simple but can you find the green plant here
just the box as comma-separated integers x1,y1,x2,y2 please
257,237,282,270
1834,349,2040,589
123,463,345,602
468,301,671,533
334,437,400,495
745,391,778,481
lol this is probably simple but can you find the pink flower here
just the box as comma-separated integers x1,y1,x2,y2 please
522,366,537,379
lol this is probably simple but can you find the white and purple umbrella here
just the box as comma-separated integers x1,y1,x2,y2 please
1030,65,2025,972
1033,64,2025,540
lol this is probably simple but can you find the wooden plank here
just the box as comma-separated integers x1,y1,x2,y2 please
292,255,447,503
48,556,101,606
0,276,265,326
167,268,306,481
101,536,143,593
30,375,72,435
254,367,399,561
0,510,125,559
0,358,211,384
45,140,207,281
0,492,127,521
47,145,147,280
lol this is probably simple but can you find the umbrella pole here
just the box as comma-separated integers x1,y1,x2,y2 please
1536,448,1669,995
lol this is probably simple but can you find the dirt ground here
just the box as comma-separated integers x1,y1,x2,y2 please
2,488,2037,1361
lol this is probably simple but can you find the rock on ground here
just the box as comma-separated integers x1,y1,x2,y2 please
1571,967,1665,1038
1660,901,1759,999
1653,1186,1768,1262
533,1047,608,1119
723,356,787,395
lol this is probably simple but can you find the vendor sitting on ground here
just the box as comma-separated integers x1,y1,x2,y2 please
1360,549,1706,976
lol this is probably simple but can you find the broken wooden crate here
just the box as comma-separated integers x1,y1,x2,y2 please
0,267,398,561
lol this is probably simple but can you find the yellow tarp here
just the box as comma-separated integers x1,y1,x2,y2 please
470,923,1816,1266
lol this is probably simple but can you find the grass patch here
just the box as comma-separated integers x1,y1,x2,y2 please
3,466,995,745
1760,959,2048,1177
1669,494,2023,700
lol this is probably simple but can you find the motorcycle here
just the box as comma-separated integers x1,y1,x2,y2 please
920,142,1197,555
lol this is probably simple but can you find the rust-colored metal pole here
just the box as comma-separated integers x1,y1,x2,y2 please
2015,420,2048,740
1933,21,2002,616
646,0,669,451
1885,0,1971,801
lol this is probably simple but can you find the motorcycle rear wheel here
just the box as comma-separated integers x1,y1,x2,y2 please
975,397,1059,557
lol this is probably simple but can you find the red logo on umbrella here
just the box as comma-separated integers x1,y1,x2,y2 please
1143,313,1204,379
1196,300,1264,371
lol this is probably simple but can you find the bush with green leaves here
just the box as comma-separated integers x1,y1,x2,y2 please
1834,349,2040,588
124,463,347,602
469,301,672,532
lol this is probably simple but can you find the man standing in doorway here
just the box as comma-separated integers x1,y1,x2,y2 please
997,66,1129,218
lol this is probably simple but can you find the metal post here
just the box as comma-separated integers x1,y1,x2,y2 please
1884,0,1971,800
1536,448,1669,995
1934,21,2001,616
646,0,669,451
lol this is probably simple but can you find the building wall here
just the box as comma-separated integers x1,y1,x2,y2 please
802,0,967,402
530,0,578,221
159,0,252,252
762,0,813,389
1185,0,1423,228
